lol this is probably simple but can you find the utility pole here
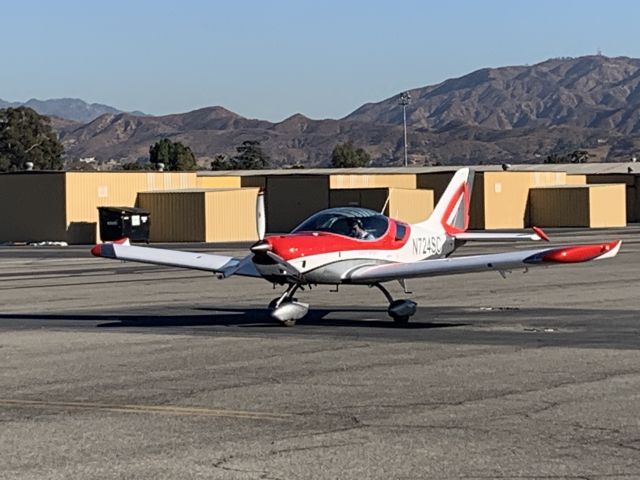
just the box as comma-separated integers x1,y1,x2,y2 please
399,91,411,167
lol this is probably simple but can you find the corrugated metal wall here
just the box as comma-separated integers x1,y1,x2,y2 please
138,188,259,242
196,176,242,189
469,175,486,229
241,176,267,189
635,175,640,222
589,185,626,227
388,188,434,224
138,191,205,242
586,174,638,222
204,188,259,242
483,172,534,229
0,173,67,242
530,187,590,227
65,172,198,243
329,174,417,189
483,172,566,229
266,175,329,233
330,188,434,224
416,172,455,203
565,175,587,185
530,185,626,228
0,169,632,244
330,189,388,212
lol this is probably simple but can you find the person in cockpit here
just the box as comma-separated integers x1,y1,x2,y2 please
350,219,374,240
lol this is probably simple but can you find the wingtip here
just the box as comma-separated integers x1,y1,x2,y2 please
533,239,622,264
90,242,117,259
595,240,622,260
91,237,129,257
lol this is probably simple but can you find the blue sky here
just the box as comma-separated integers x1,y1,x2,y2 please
3,0,640,121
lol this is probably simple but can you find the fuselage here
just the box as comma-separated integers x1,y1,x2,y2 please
252,216,456,285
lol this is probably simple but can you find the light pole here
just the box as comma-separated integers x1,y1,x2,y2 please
399,91,411,167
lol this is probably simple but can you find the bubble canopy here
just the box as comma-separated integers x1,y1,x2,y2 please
292,207,389,240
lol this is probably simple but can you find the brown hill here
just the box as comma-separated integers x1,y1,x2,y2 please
347,55,640,134
55,56,640,167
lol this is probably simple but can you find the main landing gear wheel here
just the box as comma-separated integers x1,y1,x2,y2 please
373,284,417,327
391,314,410,326
277,315,297,328
268,298,298,326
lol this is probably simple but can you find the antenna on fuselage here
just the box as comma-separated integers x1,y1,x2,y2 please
381,194,390,215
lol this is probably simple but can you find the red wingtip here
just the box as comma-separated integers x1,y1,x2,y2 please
541,240,620,263
91,244,102,257
113,237,130,245
532,226,550,242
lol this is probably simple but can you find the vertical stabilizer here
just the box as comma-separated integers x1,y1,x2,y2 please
419,168,474,233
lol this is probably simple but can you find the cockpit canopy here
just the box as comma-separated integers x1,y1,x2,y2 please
292,207,389,240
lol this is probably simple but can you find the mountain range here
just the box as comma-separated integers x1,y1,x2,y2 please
8,55,640,167
0,98,146,124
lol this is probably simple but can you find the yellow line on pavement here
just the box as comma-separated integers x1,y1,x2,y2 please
0,398,292,421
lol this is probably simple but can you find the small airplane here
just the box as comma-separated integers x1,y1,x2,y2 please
91,168,622,326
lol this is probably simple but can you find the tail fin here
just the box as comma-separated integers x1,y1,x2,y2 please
419,168,474,234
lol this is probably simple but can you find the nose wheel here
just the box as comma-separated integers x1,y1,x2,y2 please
373,283,417,326
269,283,309,327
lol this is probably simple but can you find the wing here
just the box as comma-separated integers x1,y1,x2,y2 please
345,240,621,284
91,241,260,278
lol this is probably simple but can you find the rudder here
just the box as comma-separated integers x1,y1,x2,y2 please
420,168,474,234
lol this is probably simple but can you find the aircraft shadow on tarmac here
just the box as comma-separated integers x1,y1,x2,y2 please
2,307,639,349
0,307,468,330
3,305,635,334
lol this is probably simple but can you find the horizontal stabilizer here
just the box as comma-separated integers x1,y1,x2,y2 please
453,227,549,242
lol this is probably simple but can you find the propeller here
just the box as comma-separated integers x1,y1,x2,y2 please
257,188,266,240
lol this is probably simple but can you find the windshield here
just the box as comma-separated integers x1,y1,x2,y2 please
292,207,389,240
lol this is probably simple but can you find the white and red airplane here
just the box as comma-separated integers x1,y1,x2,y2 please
91,168,622,326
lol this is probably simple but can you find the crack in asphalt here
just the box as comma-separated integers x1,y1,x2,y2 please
212,455,282,480
268,440,367,455
303,369,640,418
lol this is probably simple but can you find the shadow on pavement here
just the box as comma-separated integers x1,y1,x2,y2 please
0,307,468,330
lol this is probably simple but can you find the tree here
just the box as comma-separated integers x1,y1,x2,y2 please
544,153,564,164
149,138,198,171
0,107,64,171
230,140,269,170
210,154,231,171
544,149,591,164
330,141,370,168
568,150,590,163
64,159,97,171
121,161,153,170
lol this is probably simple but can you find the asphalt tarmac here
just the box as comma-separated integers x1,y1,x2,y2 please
1,227,639,479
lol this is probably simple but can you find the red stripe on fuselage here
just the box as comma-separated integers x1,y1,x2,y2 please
266,221,411,261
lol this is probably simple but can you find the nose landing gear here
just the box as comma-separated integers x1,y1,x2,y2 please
269,283,309,327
